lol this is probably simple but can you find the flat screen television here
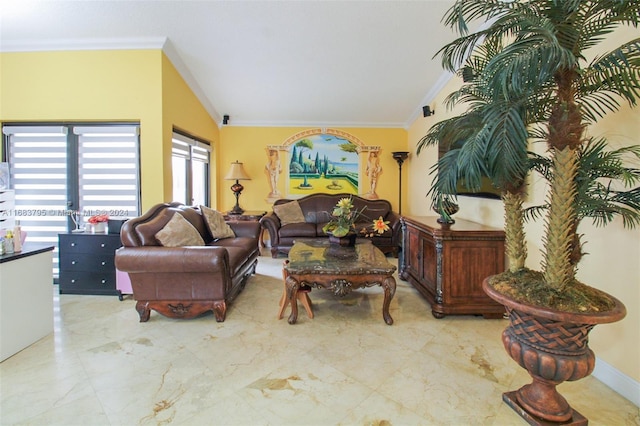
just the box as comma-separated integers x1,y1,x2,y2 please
438,141,502,200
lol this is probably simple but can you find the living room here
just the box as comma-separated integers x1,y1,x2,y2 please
1,1,638,424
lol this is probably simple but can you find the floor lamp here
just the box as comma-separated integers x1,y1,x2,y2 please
391,152,409,215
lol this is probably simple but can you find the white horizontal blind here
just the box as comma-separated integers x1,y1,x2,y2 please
171,131,211,206
2,126,69,275
171,138,190,159
75,126,140,219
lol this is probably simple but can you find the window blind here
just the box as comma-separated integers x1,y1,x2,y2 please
75,126,140,219
2,123,141,278
171,131,211,206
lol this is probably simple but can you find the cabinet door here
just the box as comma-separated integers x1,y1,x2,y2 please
405,225,421,278
421,234,437,293
443,240,504,305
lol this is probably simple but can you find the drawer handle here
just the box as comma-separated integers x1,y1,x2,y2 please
71,260,76,265
71,279,76,283
100,243,106,248
101,261,106,266
101,279,106,284
71,242,76,247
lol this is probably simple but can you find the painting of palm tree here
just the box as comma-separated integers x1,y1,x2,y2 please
288,134,359,195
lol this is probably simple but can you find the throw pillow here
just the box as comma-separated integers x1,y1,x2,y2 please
273,200,305,226
155,213,205,247
200,205,236,239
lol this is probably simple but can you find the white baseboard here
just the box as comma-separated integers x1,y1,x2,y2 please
593,357,640,407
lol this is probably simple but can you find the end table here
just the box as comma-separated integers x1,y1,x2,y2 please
224,210,267,248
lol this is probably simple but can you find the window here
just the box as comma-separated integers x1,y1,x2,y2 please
2,123,141,276
171,131,210,206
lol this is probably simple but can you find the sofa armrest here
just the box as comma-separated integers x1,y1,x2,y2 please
228,221,261,239
386,211,403,245
115,246,230,273
259,212,281,245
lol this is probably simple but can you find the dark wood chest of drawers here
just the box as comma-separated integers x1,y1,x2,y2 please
399,215,506,319
58,232,121,296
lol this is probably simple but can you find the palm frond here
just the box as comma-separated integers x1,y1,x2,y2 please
529,137,640,228
582,40,640,108
524,204,549,223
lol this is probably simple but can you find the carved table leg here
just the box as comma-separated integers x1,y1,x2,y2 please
278,284,313,320
286,275,300,325
279,260,289,319
277,286,288,319
381,276,396,325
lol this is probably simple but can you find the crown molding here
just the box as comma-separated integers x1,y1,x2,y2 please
224,120,407,129
0,37,167,52
160,39,222,126
404,69,455,129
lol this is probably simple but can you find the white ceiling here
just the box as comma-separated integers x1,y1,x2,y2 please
0,0,459,128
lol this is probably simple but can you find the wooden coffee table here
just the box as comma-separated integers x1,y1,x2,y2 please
283,239,397,325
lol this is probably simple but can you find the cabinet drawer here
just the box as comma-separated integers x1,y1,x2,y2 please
60,253,115,272
59,234,122,253
59,271,116,290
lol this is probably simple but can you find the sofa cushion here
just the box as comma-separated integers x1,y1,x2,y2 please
273,200,305,225
200,205,236,239
155,213,205,247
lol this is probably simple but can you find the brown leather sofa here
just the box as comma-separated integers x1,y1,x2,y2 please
260,193,401,258
115,203,260,322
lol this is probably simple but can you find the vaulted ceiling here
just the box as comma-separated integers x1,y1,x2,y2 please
1,0,460,128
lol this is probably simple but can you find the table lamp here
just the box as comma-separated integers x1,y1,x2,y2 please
225,160,251,214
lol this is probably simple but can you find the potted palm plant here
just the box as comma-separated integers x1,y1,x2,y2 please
419,0,640,423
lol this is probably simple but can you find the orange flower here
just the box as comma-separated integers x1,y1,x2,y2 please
371,216,390,234
88,214,109,224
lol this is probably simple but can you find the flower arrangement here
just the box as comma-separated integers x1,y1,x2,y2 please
322,197,390,238
360,216,391,238
87,214,109,224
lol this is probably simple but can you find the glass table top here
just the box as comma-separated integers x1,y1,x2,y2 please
285,239,396,275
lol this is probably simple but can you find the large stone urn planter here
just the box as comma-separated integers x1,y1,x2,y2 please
483,277,626,424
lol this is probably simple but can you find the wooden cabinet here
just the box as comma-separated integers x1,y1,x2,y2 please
58,232,122,296
399,215,506,319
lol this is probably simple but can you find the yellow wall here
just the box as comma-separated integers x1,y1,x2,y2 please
161,54,219,208
218,126,408,213
0,50,163,209
0,49,217,211
407,27,640,382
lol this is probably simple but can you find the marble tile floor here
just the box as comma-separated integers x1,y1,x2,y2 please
1,249,638,426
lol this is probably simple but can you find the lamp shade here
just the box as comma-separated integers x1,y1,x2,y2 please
224,161,251,180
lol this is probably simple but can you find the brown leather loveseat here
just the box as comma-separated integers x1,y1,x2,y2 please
260,193,401,258
115,202,260,322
